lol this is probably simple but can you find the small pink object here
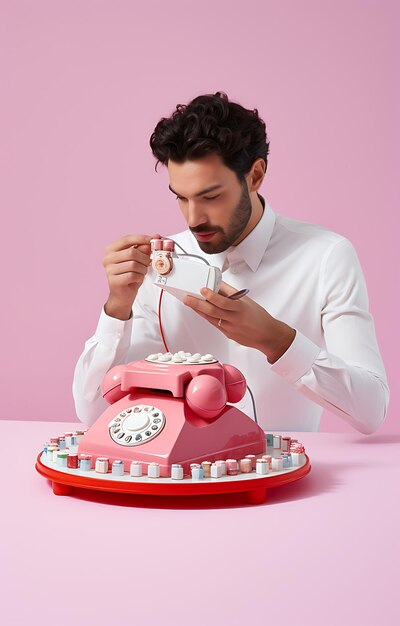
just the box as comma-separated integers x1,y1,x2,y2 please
185,375,227,419
150,238,163,251
95,457,109,473
239,458,252,473
226,459,240,476
162,239,175,252
245,454,257,470
262,454,272,468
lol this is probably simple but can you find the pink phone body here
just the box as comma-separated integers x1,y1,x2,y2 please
78,359,266,477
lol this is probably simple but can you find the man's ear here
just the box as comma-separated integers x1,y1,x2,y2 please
247,158,266,192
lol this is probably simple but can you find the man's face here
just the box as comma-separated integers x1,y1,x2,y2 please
167,153,252,254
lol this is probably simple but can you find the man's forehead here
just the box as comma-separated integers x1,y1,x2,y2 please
167,156,232,195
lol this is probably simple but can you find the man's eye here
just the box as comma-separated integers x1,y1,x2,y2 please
175,195,220,201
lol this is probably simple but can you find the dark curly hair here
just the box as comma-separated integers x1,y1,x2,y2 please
149,91,269,184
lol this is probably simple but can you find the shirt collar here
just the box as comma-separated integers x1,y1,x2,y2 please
205,193,276,273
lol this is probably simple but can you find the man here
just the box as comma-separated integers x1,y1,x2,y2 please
72,91,389,433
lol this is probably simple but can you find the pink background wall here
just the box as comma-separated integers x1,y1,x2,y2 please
1,0,398,433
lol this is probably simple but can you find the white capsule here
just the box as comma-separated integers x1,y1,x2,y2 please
210,463,223,478
148,463,161,478
112,460,125,477
172,355,184,363
95,457,109,474
130,461,143,477
256,459,269,475
171,464,184,480
158,354,171,362
215,460,227,475
291,452,306,466
185,352,191,357
271,457,284,471
147,353,158,360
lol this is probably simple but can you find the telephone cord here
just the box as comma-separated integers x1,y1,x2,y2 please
157,287,258,424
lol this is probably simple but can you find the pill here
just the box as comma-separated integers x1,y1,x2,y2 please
256,459,269,475
130,461,143,477
46,446,56,461
210,463,223,478
271,457,283,471
148,463,160,478
245,454,257,470
191,466,204,480
57,451,68,468
273,435,281,449
291,452,306,466
226,459,239,476
262,455,272,468
239,458,252,473
201,461,212,477
171,464,184,480
79,455,91,471
67,453,79,469
215,460,227,475
112,460,125,477
95,458,109,474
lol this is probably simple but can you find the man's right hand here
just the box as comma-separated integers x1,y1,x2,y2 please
102,233,161,320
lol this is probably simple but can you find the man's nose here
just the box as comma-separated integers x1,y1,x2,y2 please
186,201,207,229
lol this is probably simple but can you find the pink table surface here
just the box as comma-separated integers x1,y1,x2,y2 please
1,420,398,626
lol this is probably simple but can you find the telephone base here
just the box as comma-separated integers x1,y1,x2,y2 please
36,452,311,505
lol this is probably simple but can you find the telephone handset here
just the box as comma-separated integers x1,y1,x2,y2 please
102,357,247,418
78,352,266,476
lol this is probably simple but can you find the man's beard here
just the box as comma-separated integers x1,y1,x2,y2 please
191,181,252,254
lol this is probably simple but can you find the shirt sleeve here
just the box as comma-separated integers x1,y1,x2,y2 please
267,237,390,434
72,275,165,427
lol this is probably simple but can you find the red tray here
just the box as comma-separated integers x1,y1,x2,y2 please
36,452,311,504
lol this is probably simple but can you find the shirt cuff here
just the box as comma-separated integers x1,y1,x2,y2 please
267,329,321,383
93,306,133,349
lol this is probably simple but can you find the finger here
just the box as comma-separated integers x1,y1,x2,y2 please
188,306,230,331
106,234,161,254
108,260,148,277
184,294,233,320
199,287,238,311
105,246,152,267
218,281,238,297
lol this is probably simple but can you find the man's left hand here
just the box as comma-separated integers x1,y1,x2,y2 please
183,281,296,363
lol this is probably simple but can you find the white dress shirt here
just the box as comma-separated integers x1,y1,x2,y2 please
72,194,389,434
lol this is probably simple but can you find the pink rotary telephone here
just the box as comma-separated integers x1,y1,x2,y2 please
78,353,266,477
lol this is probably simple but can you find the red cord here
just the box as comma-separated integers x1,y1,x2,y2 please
157,289,169,353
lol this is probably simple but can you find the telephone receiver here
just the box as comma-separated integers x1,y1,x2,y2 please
102,360,247,419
